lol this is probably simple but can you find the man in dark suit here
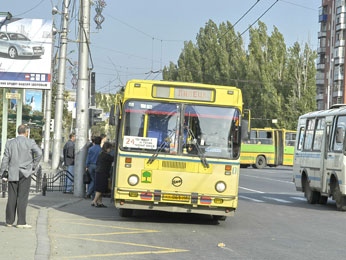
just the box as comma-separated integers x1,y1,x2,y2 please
63,133,75,193
0,124,42,228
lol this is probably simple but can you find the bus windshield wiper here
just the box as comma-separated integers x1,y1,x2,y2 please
187,129,209,168
195,143,209,168
147,130,175,165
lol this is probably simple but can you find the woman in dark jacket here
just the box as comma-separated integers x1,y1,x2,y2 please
91,142,114,207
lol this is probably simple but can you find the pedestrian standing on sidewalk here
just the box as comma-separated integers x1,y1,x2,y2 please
85,136,102,199
63,132,75,193
91,142,114,207
0,124,42,228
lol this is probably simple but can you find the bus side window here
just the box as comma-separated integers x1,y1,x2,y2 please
297,127,305,150
336,127,344,143
333,126,344,152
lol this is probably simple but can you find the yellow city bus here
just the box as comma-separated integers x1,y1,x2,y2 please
109,79,244,220
240,128,296,168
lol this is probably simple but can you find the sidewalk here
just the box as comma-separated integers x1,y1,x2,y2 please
0,162,86,260
0,191,84,259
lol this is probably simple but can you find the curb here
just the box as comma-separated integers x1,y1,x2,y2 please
34,197,83,259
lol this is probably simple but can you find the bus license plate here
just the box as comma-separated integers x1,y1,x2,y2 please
162,194,190,202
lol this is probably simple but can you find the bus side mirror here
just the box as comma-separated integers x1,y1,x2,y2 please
109,105,116,126
241,119,249,141
336,127,344,143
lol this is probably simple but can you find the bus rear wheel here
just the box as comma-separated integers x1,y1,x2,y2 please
318,195,328,205
333,184,346,211
304,179,319,204
253,155,266,169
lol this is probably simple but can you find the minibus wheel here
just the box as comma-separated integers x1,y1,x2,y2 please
304,178,319,204
333,184,346,211
318,195,328,205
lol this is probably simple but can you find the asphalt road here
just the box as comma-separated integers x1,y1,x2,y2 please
50,167,346,260
3,166,346,260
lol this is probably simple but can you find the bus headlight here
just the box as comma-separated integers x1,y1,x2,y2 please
128,174,139,186
215,181,226,193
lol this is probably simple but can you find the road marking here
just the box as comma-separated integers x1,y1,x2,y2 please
290,196,306,201
50,220,189,259
239,186,265,193
239,195,264,203
241,174,294,184
262,196,292,203
240,194,307,204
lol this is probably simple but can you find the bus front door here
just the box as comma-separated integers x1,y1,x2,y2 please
321,124,331,195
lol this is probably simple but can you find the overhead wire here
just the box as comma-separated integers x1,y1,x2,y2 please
10,0,46,17
278,0,318,11
4,0,317,92
220,0,261,38
100,2,263,82
7,0,284,89
228,0,279,45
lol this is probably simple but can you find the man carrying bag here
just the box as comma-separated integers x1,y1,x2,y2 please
0,124,42,228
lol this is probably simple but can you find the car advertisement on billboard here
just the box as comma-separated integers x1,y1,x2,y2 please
0,17,52,90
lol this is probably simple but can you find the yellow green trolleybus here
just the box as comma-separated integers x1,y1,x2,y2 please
240,128,296,168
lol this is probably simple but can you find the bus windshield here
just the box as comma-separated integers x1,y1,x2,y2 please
121,100,241,159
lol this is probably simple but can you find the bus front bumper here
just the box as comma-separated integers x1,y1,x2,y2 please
115,199,236,217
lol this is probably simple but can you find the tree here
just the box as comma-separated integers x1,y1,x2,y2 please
284,42,317,129
163,19,317,130
92,92,118,141
246,22,287,128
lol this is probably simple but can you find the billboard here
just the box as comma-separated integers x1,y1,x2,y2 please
0,17,53,90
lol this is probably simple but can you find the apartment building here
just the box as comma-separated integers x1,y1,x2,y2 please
317,0,346,110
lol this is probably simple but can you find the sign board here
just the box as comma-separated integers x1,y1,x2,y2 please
123,136,157,149
25,89,43,112
0,17,53,90
6,92,20,99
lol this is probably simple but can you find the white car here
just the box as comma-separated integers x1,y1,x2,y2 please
0,31,45,59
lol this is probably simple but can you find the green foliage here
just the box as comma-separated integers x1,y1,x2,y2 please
0,91,43,144
93,92,117,141
162,19,317,130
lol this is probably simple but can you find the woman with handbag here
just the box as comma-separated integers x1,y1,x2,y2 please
91,142,113,208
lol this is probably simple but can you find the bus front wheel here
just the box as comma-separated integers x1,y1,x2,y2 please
212,215,227,221
253,155,266,169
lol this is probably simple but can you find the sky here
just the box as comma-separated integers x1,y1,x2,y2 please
1,0,321,93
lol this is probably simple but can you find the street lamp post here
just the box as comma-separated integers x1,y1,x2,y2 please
51,0,70,169
74,0,91,197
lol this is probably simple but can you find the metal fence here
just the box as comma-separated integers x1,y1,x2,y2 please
1,165,73,198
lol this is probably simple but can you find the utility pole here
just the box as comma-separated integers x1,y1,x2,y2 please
74,0,91,197
43,89,52,162
51,0,70,169
43,18,58,163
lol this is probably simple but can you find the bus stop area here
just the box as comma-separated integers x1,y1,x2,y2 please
0,161,119,260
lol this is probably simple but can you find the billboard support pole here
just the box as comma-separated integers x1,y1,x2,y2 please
0,89,8,162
